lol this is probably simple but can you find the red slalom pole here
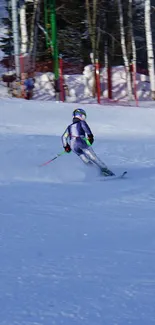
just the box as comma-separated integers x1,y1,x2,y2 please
39,150,65,167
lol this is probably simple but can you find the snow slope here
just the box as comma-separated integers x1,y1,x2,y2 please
0,99,155,325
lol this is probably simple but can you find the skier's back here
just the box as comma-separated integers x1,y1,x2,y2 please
62,108,115,176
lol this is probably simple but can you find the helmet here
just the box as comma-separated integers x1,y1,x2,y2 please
73,108,87,120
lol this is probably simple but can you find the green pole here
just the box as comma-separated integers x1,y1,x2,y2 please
50,0,59,80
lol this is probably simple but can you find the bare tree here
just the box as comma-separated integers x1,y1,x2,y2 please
85,0,100,97
12,0,20,77
117,0,133,100
85,0,100,60
145,0,155,99
29,0,41,71
20,0,28,54
127,0,137,100
127,0,136,65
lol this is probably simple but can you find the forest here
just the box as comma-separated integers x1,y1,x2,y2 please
1,0,155,99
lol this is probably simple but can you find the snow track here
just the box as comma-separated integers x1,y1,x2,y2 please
0,100,155,325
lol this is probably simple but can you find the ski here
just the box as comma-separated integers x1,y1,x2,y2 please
116,171,127,179
101,171,127,181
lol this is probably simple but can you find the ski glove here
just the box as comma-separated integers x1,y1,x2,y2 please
64,143,71,153
87,134,94,145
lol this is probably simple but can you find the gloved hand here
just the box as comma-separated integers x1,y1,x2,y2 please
64,143,71,153
87,134,94,145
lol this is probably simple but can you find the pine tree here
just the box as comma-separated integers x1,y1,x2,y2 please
0,0,13,57
0,0,149,70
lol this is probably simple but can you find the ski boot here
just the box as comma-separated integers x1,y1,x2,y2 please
100,167,115,177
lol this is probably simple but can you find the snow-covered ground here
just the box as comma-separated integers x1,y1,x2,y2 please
1,98,155,325
32,66,151,103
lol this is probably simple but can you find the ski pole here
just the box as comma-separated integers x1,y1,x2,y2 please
39,150,65,167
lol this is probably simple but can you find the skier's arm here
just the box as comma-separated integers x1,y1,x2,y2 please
81,120,94,144
61,127,71,152
62,127,69,147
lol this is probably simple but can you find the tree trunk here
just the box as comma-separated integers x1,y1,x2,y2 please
117,0,133,100
29,0,41,71
85,0,98,97
11,0,20,77
20,1,28,54
128,0,137,100
145,0,155,99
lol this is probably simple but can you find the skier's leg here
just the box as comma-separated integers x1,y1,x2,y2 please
83,147,115,176
71,139,92,165
71,138,110,172
79,153,90,163
79,153,93,165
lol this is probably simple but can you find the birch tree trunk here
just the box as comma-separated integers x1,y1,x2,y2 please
128,0,136,65
85,0,97,61
117,0,133,100
20,1,28,54
12,0,20,77
145,0,155,99
85,0,98,97
29,0,41,71
128,0,137,90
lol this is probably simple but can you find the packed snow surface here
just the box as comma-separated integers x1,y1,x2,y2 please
0,98,155,325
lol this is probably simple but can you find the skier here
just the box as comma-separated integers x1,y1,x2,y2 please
24,75,35,100
61,108,115,176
